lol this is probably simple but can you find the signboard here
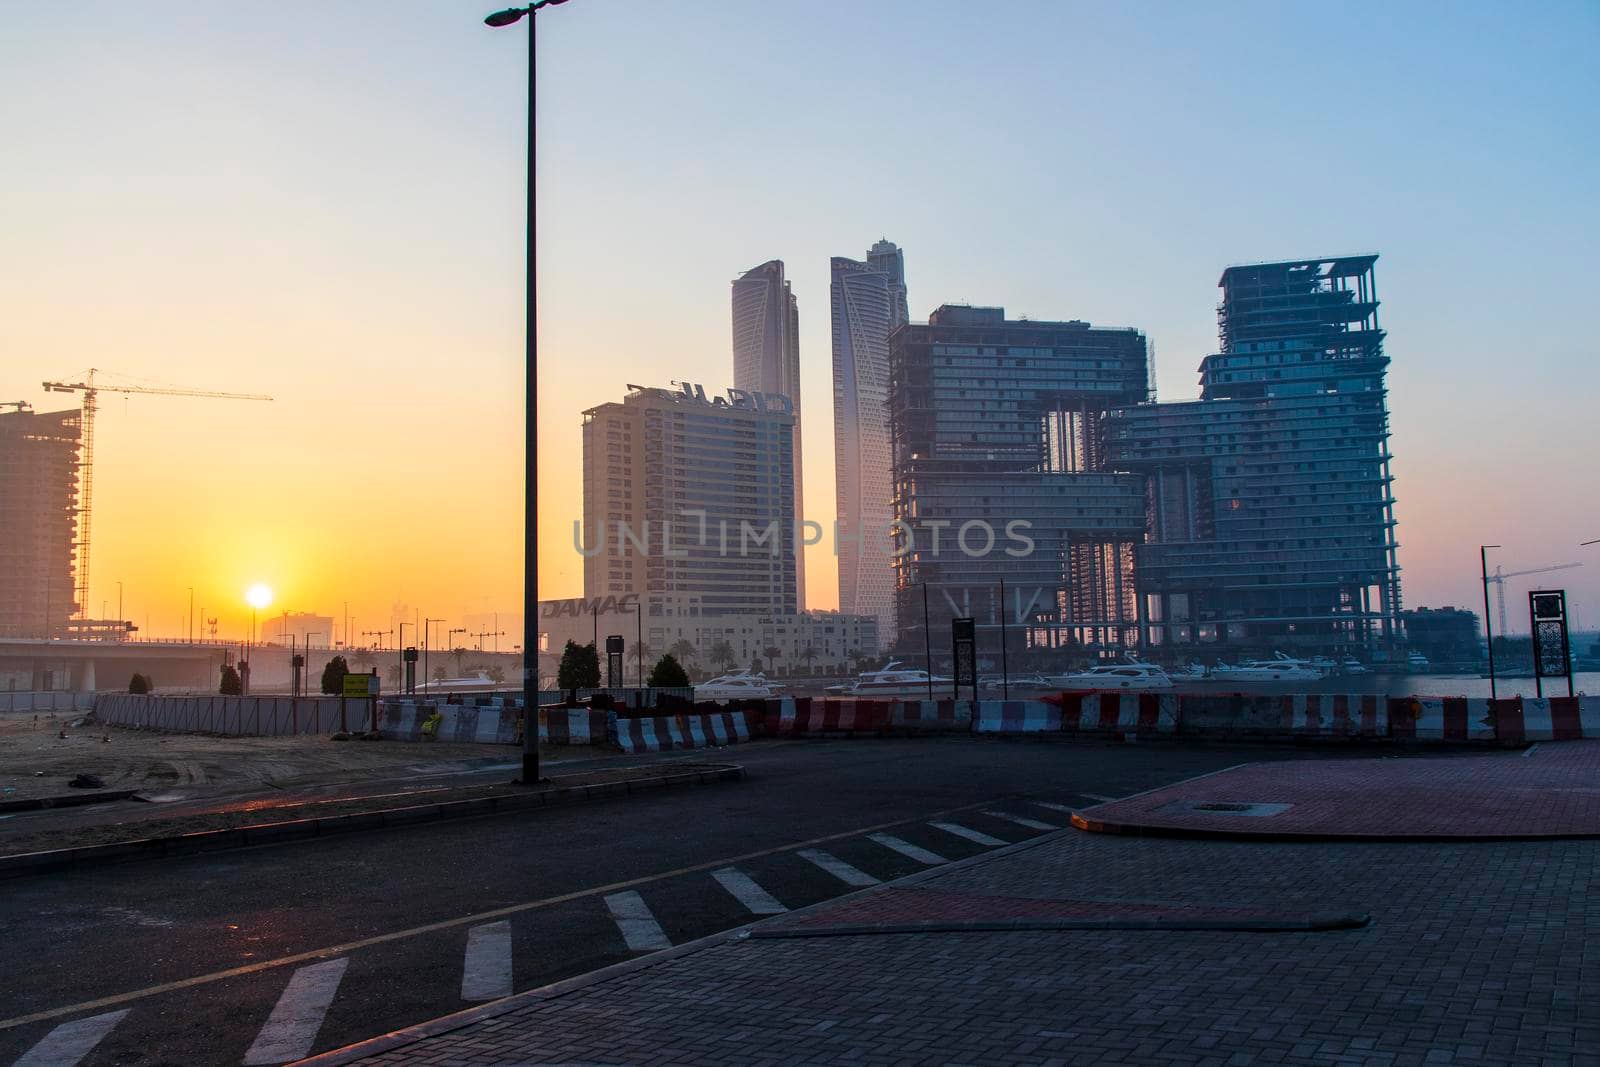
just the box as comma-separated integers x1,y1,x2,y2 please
343,673,379,699
605,635,625,689
951,617,977,702
1528,589,1572,698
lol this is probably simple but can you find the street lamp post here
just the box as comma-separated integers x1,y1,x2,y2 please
486,0,572,784
1481,545,1501,700
424,617,445,690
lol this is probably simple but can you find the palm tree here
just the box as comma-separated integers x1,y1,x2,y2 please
707,640,736,672
800,644,818,675
668,638,698,665
762,645,782,676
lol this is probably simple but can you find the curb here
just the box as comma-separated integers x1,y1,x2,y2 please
747,912,1371,938
0,764,743,881
0,789,138,814
1068,811,1600,843
291,807,1088,1067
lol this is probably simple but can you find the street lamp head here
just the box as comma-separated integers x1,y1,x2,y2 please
484,8,528,27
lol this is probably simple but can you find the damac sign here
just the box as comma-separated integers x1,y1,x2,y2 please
540,594,639,619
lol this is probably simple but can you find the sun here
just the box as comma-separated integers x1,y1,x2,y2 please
245,583,274,610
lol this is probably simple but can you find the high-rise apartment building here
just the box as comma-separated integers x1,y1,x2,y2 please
1106,255,1400,654
582,382,798,620
889,306,1151,653
831,239,907,648
0,407,81,638
731,260,804,607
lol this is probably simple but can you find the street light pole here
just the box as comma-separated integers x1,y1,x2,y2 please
1481,545,1501,700
487,0,571,785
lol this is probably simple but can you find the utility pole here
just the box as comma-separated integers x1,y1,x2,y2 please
1481,545,1500,700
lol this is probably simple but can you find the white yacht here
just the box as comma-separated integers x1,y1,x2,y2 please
826,660,952,698
694,670,776,702
1406,652,1431,673
1340,656,1370,675
414,670,501,694
1046,662,1175,691
1209,653,1322,683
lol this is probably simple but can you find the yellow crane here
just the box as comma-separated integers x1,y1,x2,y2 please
1486,562,1582,635
41,368,273,620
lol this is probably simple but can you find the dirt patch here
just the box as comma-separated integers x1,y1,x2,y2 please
0,714,597,804
0,762,731,857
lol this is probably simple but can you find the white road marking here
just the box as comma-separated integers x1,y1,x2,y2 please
242,957,348,1065
868,832,947,865
1031,800,1078,812
982,810,1058,831
711,867,787,914
929,821,1008,847
460,920,513,1002
1079,794,1122,804
797,848,880,887
13,1009,128,1067
604,891,671,951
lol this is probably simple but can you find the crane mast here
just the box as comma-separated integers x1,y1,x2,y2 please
41,368,273,622
1484,562,1583,635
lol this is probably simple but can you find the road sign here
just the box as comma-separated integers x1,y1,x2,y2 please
951,617,976,702
343,673,379,698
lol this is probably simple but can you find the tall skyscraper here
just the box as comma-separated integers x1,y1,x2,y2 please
732,260,804,607
0,407,80,638
1107,255,1400,653
831,240,907,648
890,306,1151,653
583,382,798,620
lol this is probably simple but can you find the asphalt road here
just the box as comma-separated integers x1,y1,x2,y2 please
0,738,1427,1066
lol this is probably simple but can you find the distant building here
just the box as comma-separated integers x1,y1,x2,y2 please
889,306,1151,654
582,382,798,620
732,260,805,608
259,612,336,649
538,596,878,677
831,239,908,648
1107,255,1401,655
1402,607,1482,664
0,407,80,638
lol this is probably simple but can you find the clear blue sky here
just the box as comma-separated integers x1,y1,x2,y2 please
2,0,1596,636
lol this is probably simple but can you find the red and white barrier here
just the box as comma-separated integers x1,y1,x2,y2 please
762,698,890,737
1054,692,1178,740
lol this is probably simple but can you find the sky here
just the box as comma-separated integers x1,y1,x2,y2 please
3,0,1597,644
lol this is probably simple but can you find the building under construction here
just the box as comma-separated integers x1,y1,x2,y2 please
889,305,1151,655
0,406,81,638
1107,255,1401,656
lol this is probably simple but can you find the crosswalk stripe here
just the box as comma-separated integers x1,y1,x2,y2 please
1079,793,1121,804
982,810,1058,831
797,848,880,887
1032,801,1078,813
13,1009,129,1067
242,958,348,1065
711,867,787,914
460,920,513,1002
868,832,947,865
604,891,671,951
929,821,1008,847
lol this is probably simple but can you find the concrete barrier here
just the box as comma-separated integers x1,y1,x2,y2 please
762,697,891,737
610,709,759,753
971,699,1063,734
377,701,605,745
888,700,973,734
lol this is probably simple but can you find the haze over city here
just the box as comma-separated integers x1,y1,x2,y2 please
4,0,1597,642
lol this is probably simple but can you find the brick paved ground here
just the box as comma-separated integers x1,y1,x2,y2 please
317,825,1600,1065
1074,740,1600,838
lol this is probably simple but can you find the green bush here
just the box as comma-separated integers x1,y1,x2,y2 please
321,655,350,695
128,672,152,694
219,664,243,696
556,640,601,690
647,653,691,689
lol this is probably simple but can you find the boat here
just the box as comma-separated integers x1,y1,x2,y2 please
1045,662,1174,691
1171,662,1210,681
694,669,775,702
1208,653,1323,683
1407,652,1431,672
1339,656,1370,675
414,670,500,694
978,672,1053,693
826,660,952,698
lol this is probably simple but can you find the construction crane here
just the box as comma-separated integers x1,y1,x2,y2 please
1486,562,1583,635
2,400,33,413
41,368,273,620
